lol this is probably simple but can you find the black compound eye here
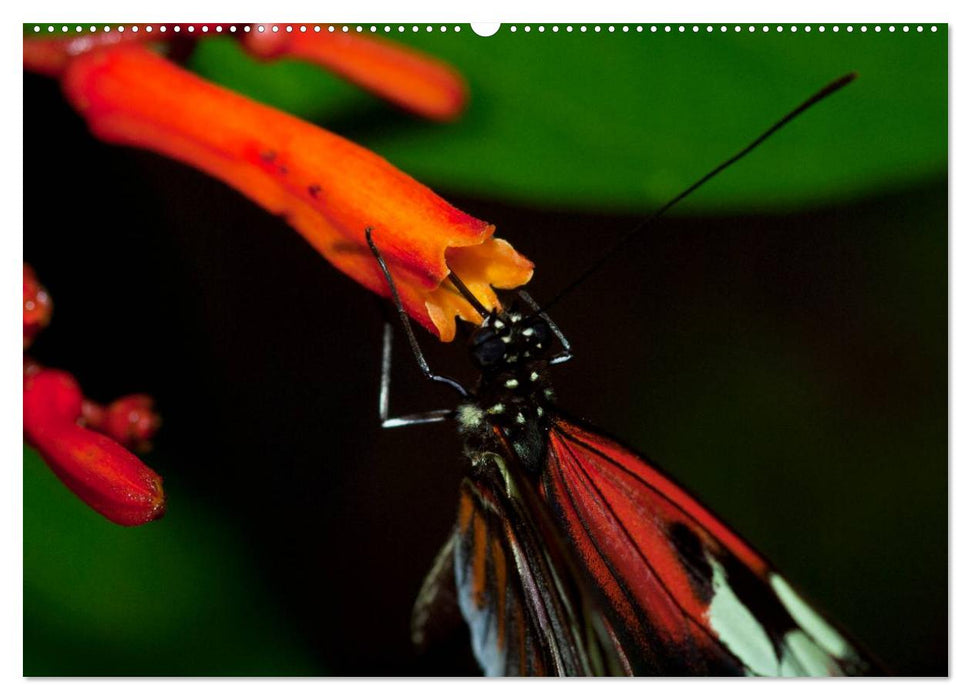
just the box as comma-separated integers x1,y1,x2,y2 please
470,328,506,368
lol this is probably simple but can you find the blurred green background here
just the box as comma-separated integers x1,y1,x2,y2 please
24,24,946,676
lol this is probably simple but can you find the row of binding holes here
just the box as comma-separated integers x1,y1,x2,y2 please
30,24,940,34
508,25,937,33
30,25,464,33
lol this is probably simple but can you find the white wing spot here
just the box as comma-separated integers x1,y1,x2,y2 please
522,327,534,337
505,378,519,389
779,630,840,676
529,371,539,381
770,575,850,659
706,554,778,676
515,412,526,424
488,403,504,414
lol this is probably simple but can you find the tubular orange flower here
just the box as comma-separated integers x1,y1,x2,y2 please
61,45,532,341
243,29,468,121
25,25,468,122
24,368,166,526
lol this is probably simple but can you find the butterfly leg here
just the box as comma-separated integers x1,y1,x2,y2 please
379,320,454,428
517,290,573,365
365,227,468,428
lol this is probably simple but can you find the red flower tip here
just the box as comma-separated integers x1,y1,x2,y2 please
23,263,52,348
24,368,166,526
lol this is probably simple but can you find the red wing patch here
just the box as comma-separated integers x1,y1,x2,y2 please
542,418,873,676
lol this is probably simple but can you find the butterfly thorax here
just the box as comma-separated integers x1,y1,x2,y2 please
456,306,557,474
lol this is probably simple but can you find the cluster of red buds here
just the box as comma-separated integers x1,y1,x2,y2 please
24,25,536,526
23,264,165,526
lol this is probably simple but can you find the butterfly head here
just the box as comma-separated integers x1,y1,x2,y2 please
469,307,553,373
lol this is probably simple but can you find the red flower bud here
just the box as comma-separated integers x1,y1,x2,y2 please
23,263,52,349
81,395,161,452
103,394,161,452
80,398,106,430
24,369,166,526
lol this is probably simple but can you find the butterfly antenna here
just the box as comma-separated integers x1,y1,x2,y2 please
539,72,858,315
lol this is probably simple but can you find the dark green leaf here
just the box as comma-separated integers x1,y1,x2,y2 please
189,27,946,212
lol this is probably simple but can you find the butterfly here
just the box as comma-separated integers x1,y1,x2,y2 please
366,73,879,676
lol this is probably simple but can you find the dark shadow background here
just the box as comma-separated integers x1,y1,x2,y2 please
23,50,946,677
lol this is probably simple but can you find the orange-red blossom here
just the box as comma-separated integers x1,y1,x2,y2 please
58,43,533,341
23,263,165,526
24,364,165,526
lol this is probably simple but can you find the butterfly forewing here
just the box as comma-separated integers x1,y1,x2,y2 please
542,417,874,676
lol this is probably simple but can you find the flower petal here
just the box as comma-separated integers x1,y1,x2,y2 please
24,369,166,526
61,45,533,341
243,29,468,121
